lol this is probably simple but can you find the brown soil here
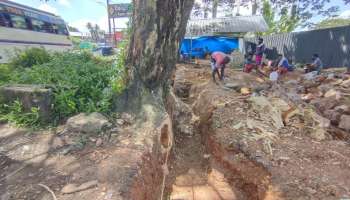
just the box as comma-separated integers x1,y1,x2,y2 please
0,116,166,200
164,63,350,200
1,63,350,200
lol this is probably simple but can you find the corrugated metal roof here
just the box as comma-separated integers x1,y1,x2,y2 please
186,15,268,37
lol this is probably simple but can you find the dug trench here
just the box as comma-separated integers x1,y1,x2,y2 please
1,63,350,200
162,63,350,200
162,64,272,200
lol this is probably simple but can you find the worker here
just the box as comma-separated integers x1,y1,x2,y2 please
255,38,265,67
304,54,323,74
211,51,231,82
243,53,255,73
276,54,293,75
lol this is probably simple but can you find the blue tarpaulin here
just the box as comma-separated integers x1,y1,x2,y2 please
180,36,238,59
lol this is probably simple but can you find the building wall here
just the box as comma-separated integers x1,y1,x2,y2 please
245,25,350,67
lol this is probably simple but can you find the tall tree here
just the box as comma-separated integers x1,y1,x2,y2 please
261,0,299,35
116,0,195,111
192,0,237,18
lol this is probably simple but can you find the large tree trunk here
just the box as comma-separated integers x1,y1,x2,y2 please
115,0,194,112
212,0,219,18
252,0,258,15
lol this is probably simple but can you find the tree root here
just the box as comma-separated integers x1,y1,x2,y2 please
38,183,58,200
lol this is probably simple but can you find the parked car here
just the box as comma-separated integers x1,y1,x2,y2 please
93,46,114,56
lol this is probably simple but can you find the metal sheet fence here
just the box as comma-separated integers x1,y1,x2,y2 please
244,25,350,67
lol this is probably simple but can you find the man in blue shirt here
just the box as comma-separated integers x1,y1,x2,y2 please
276,54,293,74
305,54,323,74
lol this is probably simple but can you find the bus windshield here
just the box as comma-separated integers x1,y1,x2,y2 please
0,2,69,35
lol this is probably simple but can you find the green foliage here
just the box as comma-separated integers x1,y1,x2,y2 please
70,36,83,49
0,100,41,128
261,0,299,35
0,64,14,86
1,48,127,125
111,41,128,93
10,47,51,68
315,18,350,30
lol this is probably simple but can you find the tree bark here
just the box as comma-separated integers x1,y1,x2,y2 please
252,0,257,15
212,0,219,18
115,0,194,112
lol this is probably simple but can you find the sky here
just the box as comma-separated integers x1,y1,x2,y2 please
8,0,350,33
9,0,131,33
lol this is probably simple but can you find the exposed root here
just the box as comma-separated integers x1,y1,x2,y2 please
38,184,58,200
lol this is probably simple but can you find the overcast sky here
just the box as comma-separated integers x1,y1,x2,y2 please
9,0,350,33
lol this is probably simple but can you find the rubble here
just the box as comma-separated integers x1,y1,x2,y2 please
66,112,112,134
339,115,350,131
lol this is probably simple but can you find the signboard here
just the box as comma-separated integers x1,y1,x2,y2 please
114,31,124,41
108,3,132,18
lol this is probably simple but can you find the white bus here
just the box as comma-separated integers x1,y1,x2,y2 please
0,0,72,63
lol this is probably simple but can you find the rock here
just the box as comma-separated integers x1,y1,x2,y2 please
285,80,299,85
52,137,65,148
223,83,242,91
66,113,112,134
339,115,350,131
240,87,251,95
0,84,53,123
312,112,331,128
311,96,338,111
327,73,335,79
249,96,284,129
324,89,341,100
304,71,318,80
301,93,315,102
121,113,133,124
334,105,349,113
270,98,291,112
323,109,342,125
305,187,317,195
310,128,327,141
96,138,103,147
341,79,350,87
232,122,244,130
61,180,98,194
283,107,303,124
116,119,125,126
318,85,332,96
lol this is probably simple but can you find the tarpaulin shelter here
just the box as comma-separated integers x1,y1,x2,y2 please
181,16,268,59
180,36,238,58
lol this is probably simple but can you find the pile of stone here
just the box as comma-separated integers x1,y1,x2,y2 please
285,71,350,136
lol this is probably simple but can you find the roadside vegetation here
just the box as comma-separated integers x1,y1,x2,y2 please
0,47,127,128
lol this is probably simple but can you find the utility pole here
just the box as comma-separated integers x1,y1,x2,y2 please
106,0,112,44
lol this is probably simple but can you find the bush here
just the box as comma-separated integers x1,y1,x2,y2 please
10,47,51,68
0,100,41,128
9,51,123,121
0,64,14,86
0,47,127,127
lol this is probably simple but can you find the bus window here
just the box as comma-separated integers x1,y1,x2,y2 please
31,18,45,32
9,14,28,29
0,13,12,27
57,24,69,35
42,22,54,33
